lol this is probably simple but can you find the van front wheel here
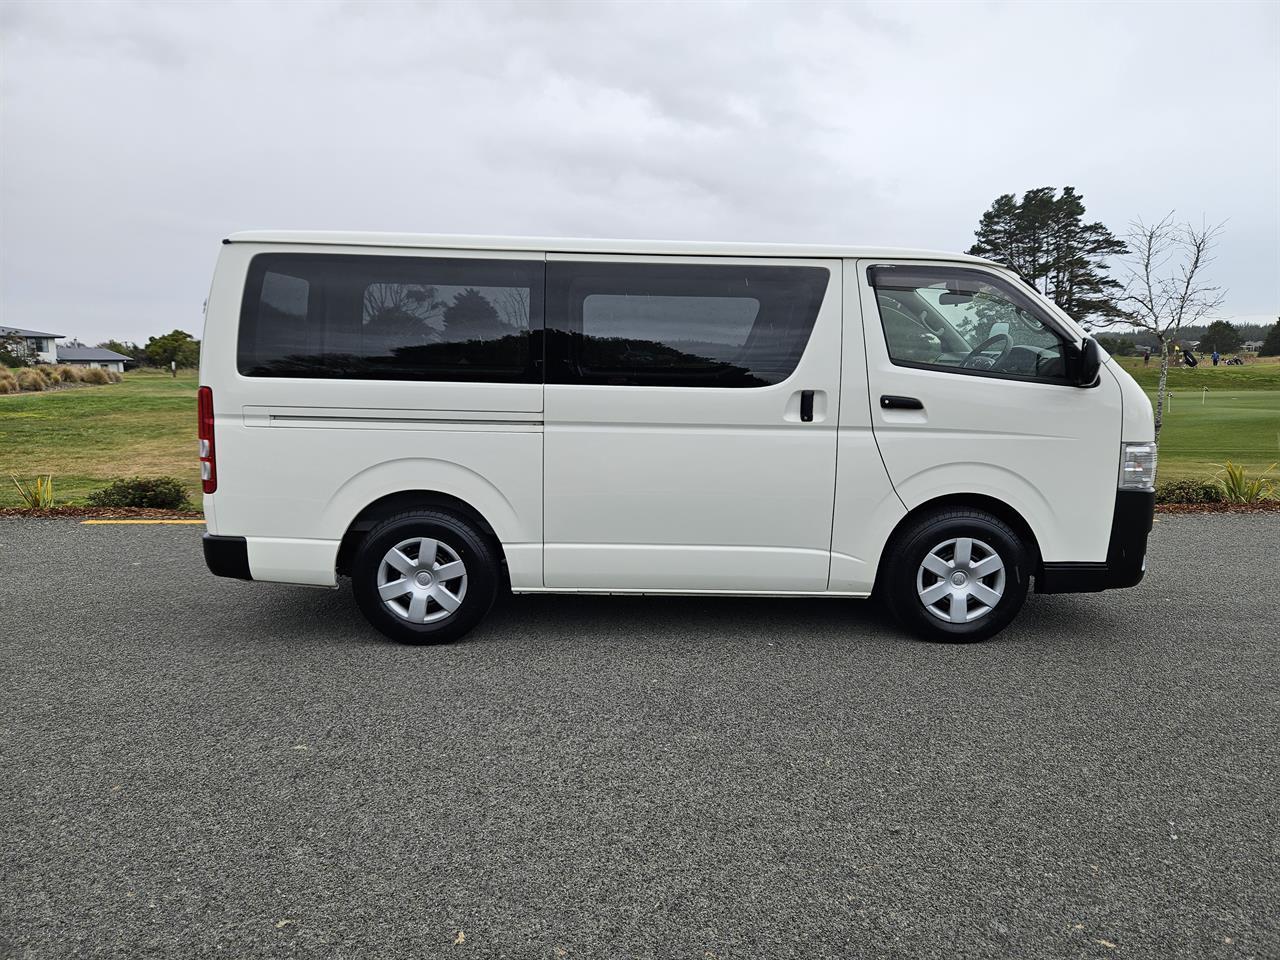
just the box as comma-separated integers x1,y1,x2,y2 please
351,509,499,645
882,508,1030,644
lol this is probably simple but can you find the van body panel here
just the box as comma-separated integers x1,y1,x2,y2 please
539,544,836,592
245,537,340,587
542,254,842,592
856,259,1122,564
211,426,544,577
828,260,907,593
1107,357,1156,443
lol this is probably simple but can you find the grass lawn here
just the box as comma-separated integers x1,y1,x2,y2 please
1,369,200,508
1,359,1277,508
1152,390,1280,479
1113,353,1280,392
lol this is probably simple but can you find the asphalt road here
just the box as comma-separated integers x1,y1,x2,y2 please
2,516,1277,960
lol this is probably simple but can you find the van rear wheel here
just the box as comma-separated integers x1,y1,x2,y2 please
351,509,499,645
882,507,1030,644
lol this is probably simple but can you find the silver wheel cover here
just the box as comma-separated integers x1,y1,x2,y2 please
376,537,468,624
916,536,1006,624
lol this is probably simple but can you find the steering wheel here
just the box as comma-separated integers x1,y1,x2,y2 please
961,333,1013,370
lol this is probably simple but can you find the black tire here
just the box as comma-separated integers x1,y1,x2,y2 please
881,507,1031,644
350,509,500,645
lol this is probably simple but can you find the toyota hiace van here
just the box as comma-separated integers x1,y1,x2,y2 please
199,233,1156,644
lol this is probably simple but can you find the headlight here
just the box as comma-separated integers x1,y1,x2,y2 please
1119,442,1157,491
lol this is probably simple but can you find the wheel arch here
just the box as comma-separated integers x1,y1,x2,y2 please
335,490,507,581
873,493,1043,595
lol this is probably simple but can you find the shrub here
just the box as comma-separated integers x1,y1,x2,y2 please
15,367,49,391
0,371,17,394
86,476,192,509
1154,478,1224,504
10,475,55,508
1216,461,1277,503
82,367,110,385
47,365,76,384
107,370,123,383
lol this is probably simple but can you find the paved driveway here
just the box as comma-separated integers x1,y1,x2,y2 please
2,515,1277,959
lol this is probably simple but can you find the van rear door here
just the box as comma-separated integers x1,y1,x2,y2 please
542,256,842,592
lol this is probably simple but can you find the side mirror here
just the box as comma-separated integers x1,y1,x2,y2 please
1074,336,1102,386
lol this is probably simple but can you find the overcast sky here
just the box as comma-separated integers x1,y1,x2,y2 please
2,0,1276,345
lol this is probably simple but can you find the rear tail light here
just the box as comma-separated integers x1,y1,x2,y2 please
197,385,217,494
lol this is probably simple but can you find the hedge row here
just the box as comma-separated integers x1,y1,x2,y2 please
1154,478,1225,504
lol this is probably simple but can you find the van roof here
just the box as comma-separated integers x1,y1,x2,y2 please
225,231,999,265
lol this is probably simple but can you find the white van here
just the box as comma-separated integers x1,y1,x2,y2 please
199,233,1156,645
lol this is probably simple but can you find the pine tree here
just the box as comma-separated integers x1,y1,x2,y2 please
1259,319,1280,356
443,289,507,340
1200,319,1241,353
968,187,1126,322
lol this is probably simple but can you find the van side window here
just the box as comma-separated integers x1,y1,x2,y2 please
867,265,1070,382
238,254,543,382
547,262,829,387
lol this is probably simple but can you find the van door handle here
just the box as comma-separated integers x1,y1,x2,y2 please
800,390,814,422
880,395,923,410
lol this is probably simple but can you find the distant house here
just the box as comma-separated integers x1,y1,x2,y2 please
57,345,131,372
0,325,62,364
1242,340,1264,352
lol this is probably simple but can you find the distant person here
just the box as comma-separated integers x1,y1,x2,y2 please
1212,349,1220,366
1143,349,1151,366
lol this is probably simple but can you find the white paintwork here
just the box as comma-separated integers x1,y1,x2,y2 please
1110,358,1156,445
829,263,908,593
200,235,1132,601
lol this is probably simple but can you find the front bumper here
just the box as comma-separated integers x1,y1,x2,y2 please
203,534,252,580
1036,490,1155,594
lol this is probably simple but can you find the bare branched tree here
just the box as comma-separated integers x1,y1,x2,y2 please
495,287,530,329
1092,213,1226,446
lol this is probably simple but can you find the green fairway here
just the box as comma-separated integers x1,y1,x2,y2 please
1146,389,1280,479
1113,354,1280,392
1,369,200,508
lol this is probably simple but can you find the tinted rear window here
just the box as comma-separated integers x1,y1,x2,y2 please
237,254,543,382
547,261,829,387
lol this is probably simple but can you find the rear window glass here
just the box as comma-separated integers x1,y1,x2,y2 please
547,262,829,387
237,254,543,382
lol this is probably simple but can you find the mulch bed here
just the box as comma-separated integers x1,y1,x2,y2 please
1155,501,1280,513
0,507,204,520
